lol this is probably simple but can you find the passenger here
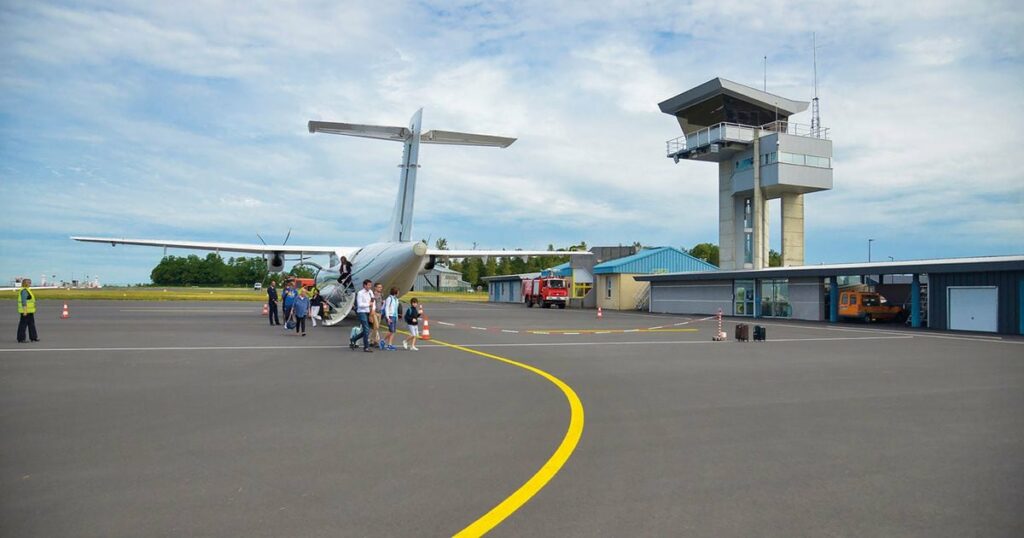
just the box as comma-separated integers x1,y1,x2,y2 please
293,288,310,336
16,278,39,343
371,282,384,348
402,298,421,351
338,256,353,289
309,288,323,327
281,281,297,322
349,279,374,353
382,287,400,350
266,280,280,326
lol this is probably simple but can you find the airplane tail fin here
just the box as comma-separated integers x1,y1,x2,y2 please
308,109,516,243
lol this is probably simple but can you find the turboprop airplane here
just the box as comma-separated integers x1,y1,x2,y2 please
73,109,590,325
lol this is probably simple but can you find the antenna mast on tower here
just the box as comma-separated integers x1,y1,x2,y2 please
811,32,821,138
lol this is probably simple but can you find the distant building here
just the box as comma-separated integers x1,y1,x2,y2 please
594,247,717,310
483,272,541,303
414,264,471,292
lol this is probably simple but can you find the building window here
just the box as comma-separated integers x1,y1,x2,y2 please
760,279,791,318
760,151,777,166
735,157,754,171
778,151,830,168
605,277,613,299
573,282,593,299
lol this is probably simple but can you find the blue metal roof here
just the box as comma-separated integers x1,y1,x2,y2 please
593,247,718,275
542,262,572,277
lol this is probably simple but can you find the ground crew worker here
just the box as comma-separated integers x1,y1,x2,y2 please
16,278,39,343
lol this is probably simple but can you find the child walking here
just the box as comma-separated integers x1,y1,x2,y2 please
381,287,400,350
402,298,422,351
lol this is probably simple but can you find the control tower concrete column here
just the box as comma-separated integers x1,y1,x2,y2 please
660,77,833,269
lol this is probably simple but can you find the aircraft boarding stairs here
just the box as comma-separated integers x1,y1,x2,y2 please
318,282,356,326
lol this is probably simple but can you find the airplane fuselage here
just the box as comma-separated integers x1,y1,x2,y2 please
313,241,430,323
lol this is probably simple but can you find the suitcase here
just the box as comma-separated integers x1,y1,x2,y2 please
753,325,766,341
735,323,749,342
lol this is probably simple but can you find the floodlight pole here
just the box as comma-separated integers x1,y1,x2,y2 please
868,238,874,262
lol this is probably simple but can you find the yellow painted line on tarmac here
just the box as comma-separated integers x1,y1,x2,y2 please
428,337,584,538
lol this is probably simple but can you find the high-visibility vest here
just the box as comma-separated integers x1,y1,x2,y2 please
16,287,36,314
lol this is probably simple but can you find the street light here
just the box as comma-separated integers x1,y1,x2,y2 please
868,239,875,262
888,256,894,262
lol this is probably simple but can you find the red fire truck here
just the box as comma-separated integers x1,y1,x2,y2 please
523,276,569,309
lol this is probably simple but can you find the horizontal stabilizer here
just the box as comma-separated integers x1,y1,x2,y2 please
307,121,410,142
420,130,516,148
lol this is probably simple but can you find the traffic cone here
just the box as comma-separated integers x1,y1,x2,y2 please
60,302,70,319
421,316,431,340
262,303,269,316
597,307,603,319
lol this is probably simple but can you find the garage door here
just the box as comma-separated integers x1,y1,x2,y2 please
948,286,998,332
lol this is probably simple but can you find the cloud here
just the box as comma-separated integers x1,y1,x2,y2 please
1,0,1022,282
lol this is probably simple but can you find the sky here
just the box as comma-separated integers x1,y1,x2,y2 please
1,0,1022,284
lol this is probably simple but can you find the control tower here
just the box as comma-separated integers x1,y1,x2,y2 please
659,78,833,270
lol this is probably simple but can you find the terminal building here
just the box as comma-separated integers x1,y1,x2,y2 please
642,78,1024,335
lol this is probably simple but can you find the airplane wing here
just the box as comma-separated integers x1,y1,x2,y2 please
71,236,354,256
428,249,592,258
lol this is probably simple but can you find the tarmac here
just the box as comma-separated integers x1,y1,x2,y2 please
1,300,1022,537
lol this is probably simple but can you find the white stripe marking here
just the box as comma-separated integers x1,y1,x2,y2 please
501,329,520,334
452,335,915,348
471,326,488,331
648,326,664,330
436,321,455,326
120,308,255,313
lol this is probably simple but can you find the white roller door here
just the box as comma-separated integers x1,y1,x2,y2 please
948,286,998,332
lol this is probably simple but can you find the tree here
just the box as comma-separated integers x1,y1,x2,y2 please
689,243,719,267
434,237,448,250
289,265,315,278
768,249,782,267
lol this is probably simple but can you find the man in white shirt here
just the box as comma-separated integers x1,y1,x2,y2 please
349,279,375,352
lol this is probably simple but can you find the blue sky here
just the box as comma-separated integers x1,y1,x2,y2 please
1,0,1022,284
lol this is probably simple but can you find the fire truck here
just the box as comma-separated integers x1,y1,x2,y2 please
523,276,569,309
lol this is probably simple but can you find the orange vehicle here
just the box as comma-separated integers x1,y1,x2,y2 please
290,277,315,289
838,291,904,323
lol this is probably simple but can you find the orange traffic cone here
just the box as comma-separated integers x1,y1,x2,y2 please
262,303,269,316
597,307,603,319
421,316,431,340
61,302,70,319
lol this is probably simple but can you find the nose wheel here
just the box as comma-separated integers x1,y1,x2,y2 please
319,283,355,326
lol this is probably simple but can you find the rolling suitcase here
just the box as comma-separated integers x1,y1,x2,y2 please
735,323,749,342
753,325,766,341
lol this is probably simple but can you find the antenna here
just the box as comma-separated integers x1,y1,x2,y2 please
763,55,767,91
811,33,821,137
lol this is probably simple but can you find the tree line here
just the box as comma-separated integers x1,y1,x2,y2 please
148,241,778,288
150,254,311,286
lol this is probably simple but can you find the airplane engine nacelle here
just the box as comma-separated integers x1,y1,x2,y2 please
267,252,285,273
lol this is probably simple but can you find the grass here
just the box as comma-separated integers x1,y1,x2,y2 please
1,287,490,303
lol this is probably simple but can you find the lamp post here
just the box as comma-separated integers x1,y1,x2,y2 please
888,256,894,262
868,239,875,262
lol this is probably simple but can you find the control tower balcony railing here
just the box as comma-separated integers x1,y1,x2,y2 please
666,120,830,158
